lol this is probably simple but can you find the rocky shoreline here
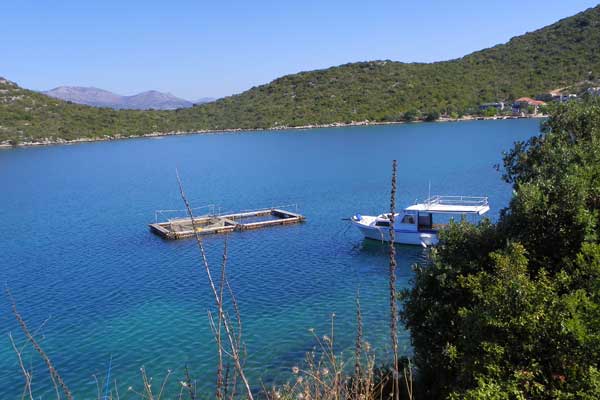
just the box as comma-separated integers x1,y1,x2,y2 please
0,114,546,149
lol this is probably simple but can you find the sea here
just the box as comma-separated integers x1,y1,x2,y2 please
0,119,540,398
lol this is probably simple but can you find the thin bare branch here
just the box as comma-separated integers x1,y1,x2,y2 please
140,367,154,400
114,379,120,400
6,289,73,400
403,359,414,400
9,332,33,400
183,365,196,400
388,159,400,400
216,237,228,400
225,278,243,349
157,369,172,400
93,374,100,400
353,292,363,396
175,170,254,400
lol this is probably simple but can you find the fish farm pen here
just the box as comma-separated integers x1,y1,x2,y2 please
149,206,305,240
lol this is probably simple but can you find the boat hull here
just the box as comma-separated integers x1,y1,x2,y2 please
352,221,438,247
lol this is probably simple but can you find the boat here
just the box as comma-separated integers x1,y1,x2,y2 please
351,195,490,247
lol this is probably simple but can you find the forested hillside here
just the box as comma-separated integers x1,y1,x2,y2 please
187,4,600,128
1,5,600,143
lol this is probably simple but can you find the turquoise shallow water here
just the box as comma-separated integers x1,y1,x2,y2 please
0,119,539,398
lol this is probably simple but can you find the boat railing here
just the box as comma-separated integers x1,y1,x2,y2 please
423,195,489,208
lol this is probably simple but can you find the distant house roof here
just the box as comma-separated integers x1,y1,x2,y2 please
515,97,546,106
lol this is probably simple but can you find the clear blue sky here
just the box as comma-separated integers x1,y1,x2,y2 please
1,0,598,100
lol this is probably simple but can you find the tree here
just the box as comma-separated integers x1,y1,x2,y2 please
403,110,419,122
484,107,497,117
425,110,440,121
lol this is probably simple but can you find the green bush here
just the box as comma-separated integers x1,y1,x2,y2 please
425,110,441,121
401,99,600,399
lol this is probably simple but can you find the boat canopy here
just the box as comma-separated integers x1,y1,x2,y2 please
404,195,490,215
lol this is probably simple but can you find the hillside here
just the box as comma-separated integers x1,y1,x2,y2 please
0,78,184,143
1,5,600,144
182,4,600,129
43,86,196,110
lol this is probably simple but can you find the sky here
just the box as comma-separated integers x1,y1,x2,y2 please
1,0,598,100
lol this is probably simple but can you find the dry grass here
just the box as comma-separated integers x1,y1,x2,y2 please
266,315,376,400
264,315,393,400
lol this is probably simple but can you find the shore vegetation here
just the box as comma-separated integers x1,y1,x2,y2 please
402,98,600,399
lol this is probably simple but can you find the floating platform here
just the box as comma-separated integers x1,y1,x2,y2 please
149,208,305,240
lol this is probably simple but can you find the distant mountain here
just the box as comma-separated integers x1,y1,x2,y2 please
43,86,194,110
193,97,216,104
119,90,193,110
43,86,122,107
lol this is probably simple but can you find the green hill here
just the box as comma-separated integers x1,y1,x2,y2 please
0,78,182,144
2,5,600,144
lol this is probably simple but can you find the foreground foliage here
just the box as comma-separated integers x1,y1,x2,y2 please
2,5,600,143
401,99,600,399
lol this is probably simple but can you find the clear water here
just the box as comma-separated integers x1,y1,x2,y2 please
0,119,539,398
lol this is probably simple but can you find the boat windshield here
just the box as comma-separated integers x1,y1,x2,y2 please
400,214,415,224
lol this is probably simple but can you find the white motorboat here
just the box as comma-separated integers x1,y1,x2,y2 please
351,195,490,247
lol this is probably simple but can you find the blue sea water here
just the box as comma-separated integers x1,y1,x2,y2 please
0,119,540,398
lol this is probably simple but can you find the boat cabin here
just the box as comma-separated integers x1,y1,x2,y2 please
373,196,489,232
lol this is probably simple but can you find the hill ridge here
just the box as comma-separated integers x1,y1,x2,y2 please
43,86,200,110
1,4,600,143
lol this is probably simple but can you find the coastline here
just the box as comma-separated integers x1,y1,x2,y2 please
0,114,547,149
